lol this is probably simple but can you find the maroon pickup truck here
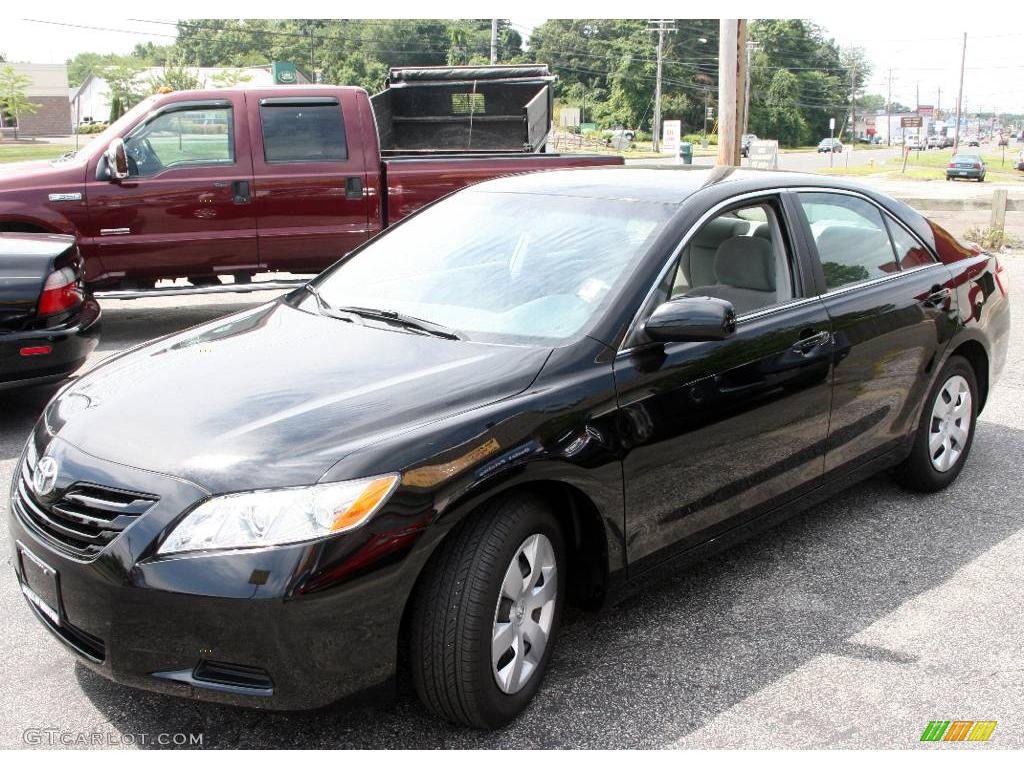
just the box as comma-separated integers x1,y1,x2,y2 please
0,65,622,293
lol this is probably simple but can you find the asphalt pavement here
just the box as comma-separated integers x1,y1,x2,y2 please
1,258,1022,749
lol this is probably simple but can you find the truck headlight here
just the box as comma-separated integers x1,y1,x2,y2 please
158,474,399,555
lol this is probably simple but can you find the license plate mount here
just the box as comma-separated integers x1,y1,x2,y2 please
18,543,61,626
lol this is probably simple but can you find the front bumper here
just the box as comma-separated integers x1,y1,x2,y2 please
0,299,100,389
9,434,426,711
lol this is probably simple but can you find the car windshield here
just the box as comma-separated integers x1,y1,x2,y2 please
310,190,674,345
953,155,979,163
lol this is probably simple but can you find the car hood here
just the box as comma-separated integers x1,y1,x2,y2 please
46,301,552,493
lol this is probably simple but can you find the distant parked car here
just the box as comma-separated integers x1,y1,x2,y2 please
905,136,923,150
0,233,100,389
966,137,980,147
1015,149,1024,171
946,153,986,182
926,135,943,149
741,133,758,158
817,138,843,153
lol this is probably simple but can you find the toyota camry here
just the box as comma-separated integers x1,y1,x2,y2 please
9,167,1009,729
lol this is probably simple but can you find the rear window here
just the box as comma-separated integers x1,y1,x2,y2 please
259,102,348,163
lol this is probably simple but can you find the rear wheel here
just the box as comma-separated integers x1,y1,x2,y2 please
894,355,978,492
409,493,565,728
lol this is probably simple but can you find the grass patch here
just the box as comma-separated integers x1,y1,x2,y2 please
0,143,78,163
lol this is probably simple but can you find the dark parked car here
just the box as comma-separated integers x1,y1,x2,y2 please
0,233,99,389
947,153,986,181
817,138,843,153
10,168,1009,729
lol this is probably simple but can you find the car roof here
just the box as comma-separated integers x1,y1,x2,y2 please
470,166,877,205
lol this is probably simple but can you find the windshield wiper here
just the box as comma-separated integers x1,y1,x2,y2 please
334,305,466,341
303,284,365,324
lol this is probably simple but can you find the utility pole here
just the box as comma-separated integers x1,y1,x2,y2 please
703,87,710,147
847,60,858,146
886,68,893,146
717,19,745,166
742,40,758,138
648,19,676,153
953,32,966,152
490,19,498,65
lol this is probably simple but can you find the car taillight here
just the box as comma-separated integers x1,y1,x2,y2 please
948,162,956,168
974,163,982,170
37,266,82,316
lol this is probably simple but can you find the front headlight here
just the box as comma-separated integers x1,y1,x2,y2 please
158,474,399,555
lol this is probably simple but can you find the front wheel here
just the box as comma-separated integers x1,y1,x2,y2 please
409,493,565,728
894,355,978,492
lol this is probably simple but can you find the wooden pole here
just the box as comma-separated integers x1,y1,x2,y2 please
717,19,740,166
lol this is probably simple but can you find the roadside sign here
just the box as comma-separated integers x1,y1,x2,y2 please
902,115,923,128
560,108,581,128
748,140,779,170
829,117,835,130
918,105,934,117
662,120,681,155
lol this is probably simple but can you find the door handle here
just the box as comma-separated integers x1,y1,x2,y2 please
922,286,951,308
345,176,364,200
231,180,251,204
790,329,832,355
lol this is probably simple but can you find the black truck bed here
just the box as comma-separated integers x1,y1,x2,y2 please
371,64,556,155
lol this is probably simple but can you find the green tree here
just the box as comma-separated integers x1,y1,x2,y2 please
210,69,253,88
99,60,145,121
763,68,807,146
0,65,41,139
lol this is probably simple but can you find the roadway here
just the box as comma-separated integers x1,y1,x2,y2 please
626,145,905,172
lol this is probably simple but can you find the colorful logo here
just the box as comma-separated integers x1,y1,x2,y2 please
920,721,997,742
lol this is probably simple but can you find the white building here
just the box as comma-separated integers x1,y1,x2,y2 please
70,64,311,128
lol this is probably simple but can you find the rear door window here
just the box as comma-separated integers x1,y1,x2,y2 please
798,192,899,290
259,101,348,162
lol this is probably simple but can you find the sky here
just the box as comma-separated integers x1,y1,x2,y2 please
3,9,1023,115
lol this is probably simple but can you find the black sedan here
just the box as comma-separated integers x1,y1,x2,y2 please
0,233,100,390
9,168,1009,729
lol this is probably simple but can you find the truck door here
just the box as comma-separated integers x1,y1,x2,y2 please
247,90,371,274
86,96,258,285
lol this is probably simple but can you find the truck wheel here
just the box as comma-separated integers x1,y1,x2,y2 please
894,355,978,493
409,493,565,729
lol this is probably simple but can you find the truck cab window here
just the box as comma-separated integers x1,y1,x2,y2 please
123,107,233,176
259,103,348,162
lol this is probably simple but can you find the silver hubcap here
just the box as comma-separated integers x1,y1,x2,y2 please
929,374,972,472
491,533,557,695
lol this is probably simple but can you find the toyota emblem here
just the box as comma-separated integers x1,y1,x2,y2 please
32,456,59,497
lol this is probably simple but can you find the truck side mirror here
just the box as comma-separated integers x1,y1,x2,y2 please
105,138,129,181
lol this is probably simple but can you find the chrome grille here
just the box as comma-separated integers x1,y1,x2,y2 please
13,451,157,559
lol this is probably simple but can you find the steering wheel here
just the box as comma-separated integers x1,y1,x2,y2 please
127,138,160,173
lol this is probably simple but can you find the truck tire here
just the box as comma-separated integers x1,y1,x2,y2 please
894,355,978,493
409,492,565,729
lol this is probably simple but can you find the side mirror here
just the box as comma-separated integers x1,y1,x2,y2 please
642,296,737,343
105,138,129,180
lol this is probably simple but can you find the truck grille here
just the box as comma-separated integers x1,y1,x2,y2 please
13,452,158,559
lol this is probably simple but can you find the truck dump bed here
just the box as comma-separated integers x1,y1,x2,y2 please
371,65,556,155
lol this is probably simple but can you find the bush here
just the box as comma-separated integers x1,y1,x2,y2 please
963,226,1021,251
75,122,108,134
682,132,717,145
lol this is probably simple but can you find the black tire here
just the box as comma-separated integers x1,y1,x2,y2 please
894,355,979,492
409,493,565,729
